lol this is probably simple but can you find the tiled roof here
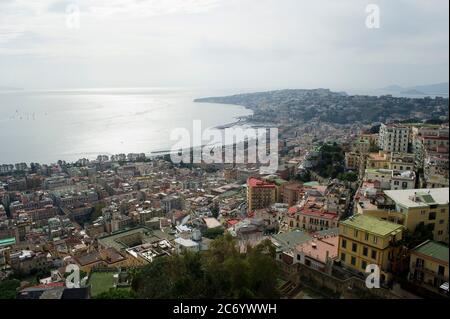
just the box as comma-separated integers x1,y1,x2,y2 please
247,177,276,188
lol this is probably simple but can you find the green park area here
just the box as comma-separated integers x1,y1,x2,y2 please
88,271,118,297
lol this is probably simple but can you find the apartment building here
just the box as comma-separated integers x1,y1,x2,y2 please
247,177,276,213
289,207,339,232
366,151,391,170
379,123,410,153
262,175,288,202
282,182,304,206
409,240,449,295
389,153,416,172
345,152,366,172
384,188,449,243
364,168,416,190
338,214,404,283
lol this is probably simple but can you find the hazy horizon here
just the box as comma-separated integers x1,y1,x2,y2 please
0,0,448,91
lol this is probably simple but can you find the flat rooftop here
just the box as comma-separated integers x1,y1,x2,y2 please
0,237,16,247
272,230,312,251
98,227,174,251
384,188,449,208
340,214,403,237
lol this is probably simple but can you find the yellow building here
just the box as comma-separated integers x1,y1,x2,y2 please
338,214,404,283
389,153,416,172
360,133,378,145
384,188,449,244
366,151,391,169
247,177,276,213
345,152,359,170
409,240,449,294
262,175,288,202
353,138,371,154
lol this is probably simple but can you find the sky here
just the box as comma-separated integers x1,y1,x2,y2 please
0,0,448,91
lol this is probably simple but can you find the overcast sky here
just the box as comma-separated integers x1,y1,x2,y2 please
0,0,448,91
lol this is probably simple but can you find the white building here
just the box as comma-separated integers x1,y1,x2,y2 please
174,237,200,254
364,168,416,190
391,170,416,190
379,123,410,153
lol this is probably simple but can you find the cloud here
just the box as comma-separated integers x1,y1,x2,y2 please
0,0,448,90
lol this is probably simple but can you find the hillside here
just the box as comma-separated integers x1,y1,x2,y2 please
195,89,449,125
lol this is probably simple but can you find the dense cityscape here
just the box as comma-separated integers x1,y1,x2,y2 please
0,90,448,299
0,0,449,312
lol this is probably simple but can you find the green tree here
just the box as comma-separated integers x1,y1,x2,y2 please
0,279,21,299
202,227,225,239
89,203,106,223
94,288,137,299
403,223,434,249
338,172,358,182
131,234,280,299
132,257,173,298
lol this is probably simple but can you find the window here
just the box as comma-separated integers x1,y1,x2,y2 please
373,236,378,244
364,232,369,241
354,229,359,238
438,266,445,276
340,253,346,262
351,256,356,266
416,258,424,268
371,250,377,260
361,260,367,270
341,239,347,249
429,212,436,220
352,243,357,253
363,246,368,256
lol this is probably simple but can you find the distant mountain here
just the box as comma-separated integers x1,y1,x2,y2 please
400,89,425,95
408,82,448,95
379,85,405,92
377,82,448,96
194,88,449,125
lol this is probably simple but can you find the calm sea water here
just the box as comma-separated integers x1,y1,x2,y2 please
0,88,253,164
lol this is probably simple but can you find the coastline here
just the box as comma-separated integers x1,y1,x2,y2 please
0,90,253,165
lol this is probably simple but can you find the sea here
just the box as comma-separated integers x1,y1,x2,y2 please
0,87,253,165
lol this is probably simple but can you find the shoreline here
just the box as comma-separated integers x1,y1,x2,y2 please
0,94,279,167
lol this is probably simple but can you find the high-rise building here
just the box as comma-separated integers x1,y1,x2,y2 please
247,177,276,213
379,123,410,153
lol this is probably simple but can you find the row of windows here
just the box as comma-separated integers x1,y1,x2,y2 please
415,258,446,275
392,165,413,170
342,227,378,244
340,253,368,270
341,239,378,260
